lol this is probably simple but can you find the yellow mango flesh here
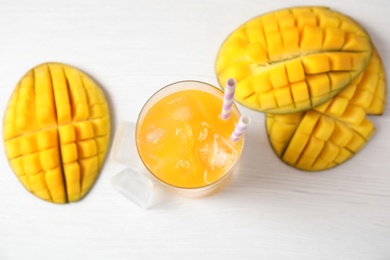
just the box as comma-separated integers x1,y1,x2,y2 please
354,49,386,115
3,63,110,203
266,48,385,171
216,6,373,114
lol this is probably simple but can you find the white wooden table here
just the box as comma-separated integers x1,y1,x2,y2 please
0,0,389,259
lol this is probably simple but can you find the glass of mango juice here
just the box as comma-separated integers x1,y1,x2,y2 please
111,80,248,207
136,80,244,197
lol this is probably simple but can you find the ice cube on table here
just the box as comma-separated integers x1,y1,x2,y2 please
111,168,154,209
110,122,144,170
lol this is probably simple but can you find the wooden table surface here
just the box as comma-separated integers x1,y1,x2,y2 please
0,0,389,259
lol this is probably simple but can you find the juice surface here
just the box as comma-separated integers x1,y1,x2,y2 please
137,89,243,188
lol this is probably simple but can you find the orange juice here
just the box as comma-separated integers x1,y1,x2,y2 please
136,81,244,190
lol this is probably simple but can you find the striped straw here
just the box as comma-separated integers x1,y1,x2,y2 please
221,78,236,120
230,116,251,142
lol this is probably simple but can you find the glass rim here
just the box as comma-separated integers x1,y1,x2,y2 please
135,80,243,190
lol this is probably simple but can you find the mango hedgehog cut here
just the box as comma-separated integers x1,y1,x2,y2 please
216,6,373,114
3,62,111,203
265,48,386,171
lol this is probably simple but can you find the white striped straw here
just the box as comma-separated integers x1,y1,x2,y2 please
230,116,251,142
221,78,236,120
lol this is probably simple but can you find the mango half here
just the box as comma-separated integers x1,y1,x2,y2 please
3,63,110,203
216,6,373,113
266,49,386,171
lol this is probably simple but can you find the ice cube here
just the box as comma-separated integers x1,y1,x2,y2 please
172,106,192,122
174,158,191,170
197,121,210,141
111,168,153,209
174,123,193,142
195,125,237,172
210,133,236,169
147,122,194,172
164,92,208,124
146,128,165,144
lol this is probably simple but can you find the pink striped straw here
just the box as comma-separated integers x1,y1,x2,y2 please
230,116,251,142
221,78,236,120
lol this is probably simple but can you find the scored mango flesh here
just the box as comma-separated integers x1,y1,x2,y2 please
3,63,110,203
266,49,386,171
359,50,386,115
216,6,373,113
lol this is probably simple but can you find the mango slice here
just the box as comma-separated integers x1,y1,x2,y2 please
216,6,373,113
3,63,110,203
266,49,385,171
356,49,386,115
